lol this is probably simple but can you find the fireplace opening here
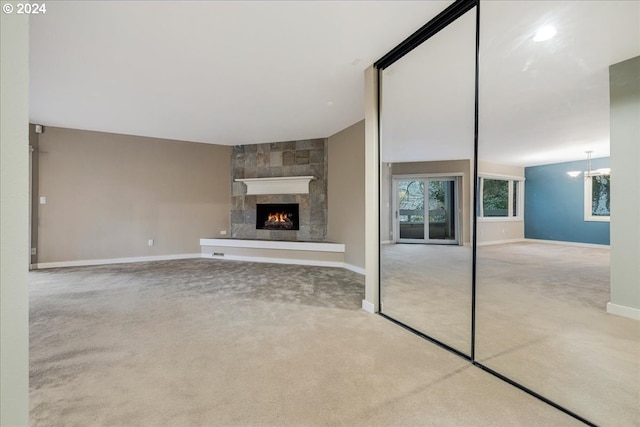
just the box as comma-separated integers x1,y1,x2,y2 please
256,203,300,231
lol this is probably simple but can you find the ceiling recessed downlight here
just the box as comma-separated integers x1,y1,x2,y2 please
533,25,557,42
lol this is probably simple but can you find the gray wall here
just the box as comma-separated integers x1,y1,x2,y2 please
37,127,231,264
610,55,640,315
327,120,365,269
0,7,30,425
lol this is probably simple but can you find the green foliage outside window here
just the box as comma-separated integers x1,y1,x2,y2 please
399,180,424,222
483,179,509,217
591,175,610,216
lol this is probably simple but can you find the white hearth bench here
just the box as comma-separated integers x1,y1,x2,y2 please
200,238,357,271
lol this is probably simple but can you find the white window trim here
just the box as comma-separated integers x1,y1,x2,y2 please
478,175,525,222
584,172,610,222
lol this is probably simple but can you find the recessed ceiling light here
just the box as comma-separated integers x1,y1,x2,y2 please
327,101,334,107
533,25,557,42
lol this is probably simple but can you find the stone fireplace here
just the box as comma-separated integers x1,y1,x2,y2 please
231,139,327,241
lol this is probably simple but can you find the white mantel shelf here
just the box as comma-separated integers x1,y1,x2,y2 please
235,176,315,195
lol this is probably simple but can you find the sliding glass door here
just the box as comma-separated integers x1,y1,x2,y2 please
395,177,459,244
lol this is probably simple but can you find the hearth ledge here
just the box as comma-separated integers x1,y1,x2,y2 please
200,238,344,252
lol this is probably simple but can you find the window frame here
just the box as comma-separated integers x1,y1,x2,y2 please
477,174,524,222
584,171,611,222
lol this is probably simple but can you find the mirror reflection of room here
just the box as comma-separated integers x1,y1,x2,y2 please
475,1,639,426
379,7,476,356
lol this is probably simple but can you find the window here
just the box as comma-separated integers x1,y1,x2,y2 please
478,176,523,219
398,180,425,223
585,173,610,222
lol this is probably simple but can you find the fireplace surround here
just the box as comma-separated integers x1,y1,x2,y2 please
231,139,327,241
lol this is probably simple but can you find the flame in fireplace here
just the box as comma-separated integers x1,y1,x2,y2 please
267,212,289,223
264,211,294,230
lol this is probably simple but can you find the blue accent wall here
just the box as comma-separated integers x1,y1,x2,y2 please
525,158,610,245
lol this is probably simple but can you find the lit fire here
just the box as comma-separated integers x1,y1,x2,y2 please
264,211,294,229
267,212,289,223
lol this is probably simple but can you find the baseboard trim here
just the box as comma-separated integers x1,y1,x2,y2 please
362,299,375,313
37,253,364,275
607,302,640,320
477,238,525,247
343,263,366,275
36,253,201,269
479,238,611,249
525,238,610,249
380,240,394,245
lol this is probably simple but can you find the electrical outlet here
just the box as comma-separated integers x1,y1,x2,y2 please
148,239,154,246
213,252,224,256
39,196,46,204
220,230,227,235
31,248,37,255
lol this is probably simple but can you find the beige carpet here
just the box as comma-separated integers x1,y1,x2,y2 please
477,242,639,427
380,244,473,355
30,259,581,427
380,241,640,427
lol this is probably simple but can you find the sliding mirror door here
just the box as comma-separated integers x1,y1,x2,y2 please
476,1,640,425
379,3,477,356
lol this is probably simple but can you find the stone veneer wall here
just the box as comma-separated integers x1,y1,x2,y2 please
231,139,327,241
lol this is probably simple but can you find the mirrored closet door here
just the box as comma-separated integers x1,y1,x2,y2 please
475,1,640,425
378,2,477,356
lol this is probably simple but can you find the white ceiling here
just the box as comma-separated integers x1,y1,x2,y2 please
29,1,639,166
381,1,640,166
29,0,452,146
478,0,639,166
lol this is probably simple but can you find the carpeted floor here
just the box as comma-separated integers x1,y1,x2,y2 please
476,242,640,427
380,242,640,427
380,244,473,355
30,258,582,427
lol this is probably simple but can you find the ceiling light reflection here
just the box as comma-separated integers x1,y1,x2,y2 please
533,25,557,42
